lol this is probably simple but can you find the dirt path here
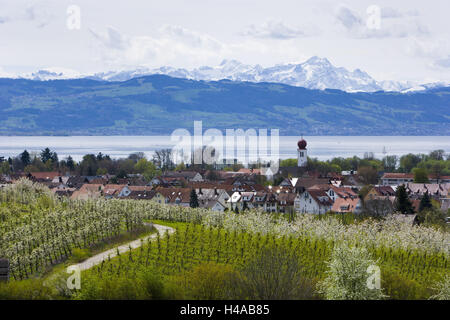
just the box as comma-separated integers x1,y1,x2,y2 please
72,224,175,271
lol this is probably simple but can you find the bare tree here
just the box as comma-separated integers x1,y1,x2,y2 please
362,199,394,218
152,149,174,171
358,166,379,185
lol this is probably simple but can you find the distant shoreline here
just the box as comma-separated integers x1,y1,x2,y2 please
1,136,448,162
1,135,449,137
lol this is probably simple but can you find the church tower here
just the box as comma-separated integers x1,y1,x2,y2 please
297,137,307,167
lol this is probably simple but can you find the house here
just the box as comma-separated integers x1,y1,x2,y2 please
381,173,414,186
364,186,396,202
279,177,331,193
276,192,297,214
103,184,127,199
151,189,169,204
405,183,450,200
199,199,226,212
125,190,156,201
252,192,278,213
28,171,60,182
70,184,104,200
309,184,358,202
149,176,187,187
295,189,333,214
117,185,153,198
196,188,230,207
51,176,70,185
162,171,203,182
381,173,450,186
115,174,148,186
66,176,90,189
155,187,192,207
332,197,362,214
227,191,256,211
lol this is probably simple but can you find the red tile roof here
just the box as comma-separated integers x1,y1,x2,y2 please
308,189,333,206
332,197,360,213
30,172,60,180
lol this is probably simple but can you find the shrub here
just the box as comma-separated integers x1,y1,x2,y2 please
381,268,431,300
137,267,165,300
74,266,167,300
0,278,53,300
317,244,388,300
43,271,75,299
429,275,450,300
229,247,317,300
74,274,147,300
183,262,237,300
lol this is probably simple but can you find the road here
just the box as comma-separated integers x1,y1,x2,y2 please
72,224,175,271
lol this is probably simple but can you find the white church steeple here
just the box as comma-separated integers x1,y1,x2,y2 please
297,136,307,167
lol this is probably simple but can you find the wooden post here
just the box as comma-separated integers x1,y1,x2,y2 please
0,259,10,282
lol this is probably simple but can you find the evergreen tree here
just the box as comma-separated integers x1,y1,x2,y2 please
66,156,75,171
419,192,432,212
50,151,58,163
395,184,414,214
190,189,199,208
20,150,31,167
40,148,53,163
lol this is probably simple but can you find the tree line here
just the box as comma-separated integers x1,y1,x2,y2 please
280,149,450,184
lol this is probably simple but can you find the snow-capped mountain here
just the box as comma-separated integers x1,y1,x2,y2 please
92,57,385,92
88,57,446,92
11,57,448,92
21,68,82,81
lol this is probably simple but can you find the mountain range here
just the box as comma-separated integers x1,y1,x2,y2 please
11,57,447,93
0,74,448,136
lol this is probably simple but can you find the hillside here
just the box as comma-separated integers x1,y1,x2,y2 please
0,75,449,135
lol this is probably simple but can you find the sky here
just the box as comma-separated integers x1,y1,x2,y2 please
0,0,449,83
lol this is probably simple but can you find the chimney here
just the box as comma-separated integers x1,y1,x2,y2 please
214,187,218,196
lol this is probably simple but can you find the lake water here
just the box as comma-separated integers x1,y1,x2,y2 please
0,136,449,162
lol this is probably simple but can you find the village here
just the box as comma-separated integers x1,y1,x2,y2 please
1,138,449,221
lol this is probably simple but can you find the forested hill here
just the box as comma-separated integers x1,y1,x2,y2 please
0,75,449,135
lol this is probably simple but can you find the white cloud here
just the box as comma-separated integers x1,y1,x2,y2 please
434,56,450,68
89,25,229,68
241,20,319,39
380,7,419,19
335,5,428,38
90,26,128,50
336,6,362,30
406,37,450,68
0,2,54,28
23,4,54,28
